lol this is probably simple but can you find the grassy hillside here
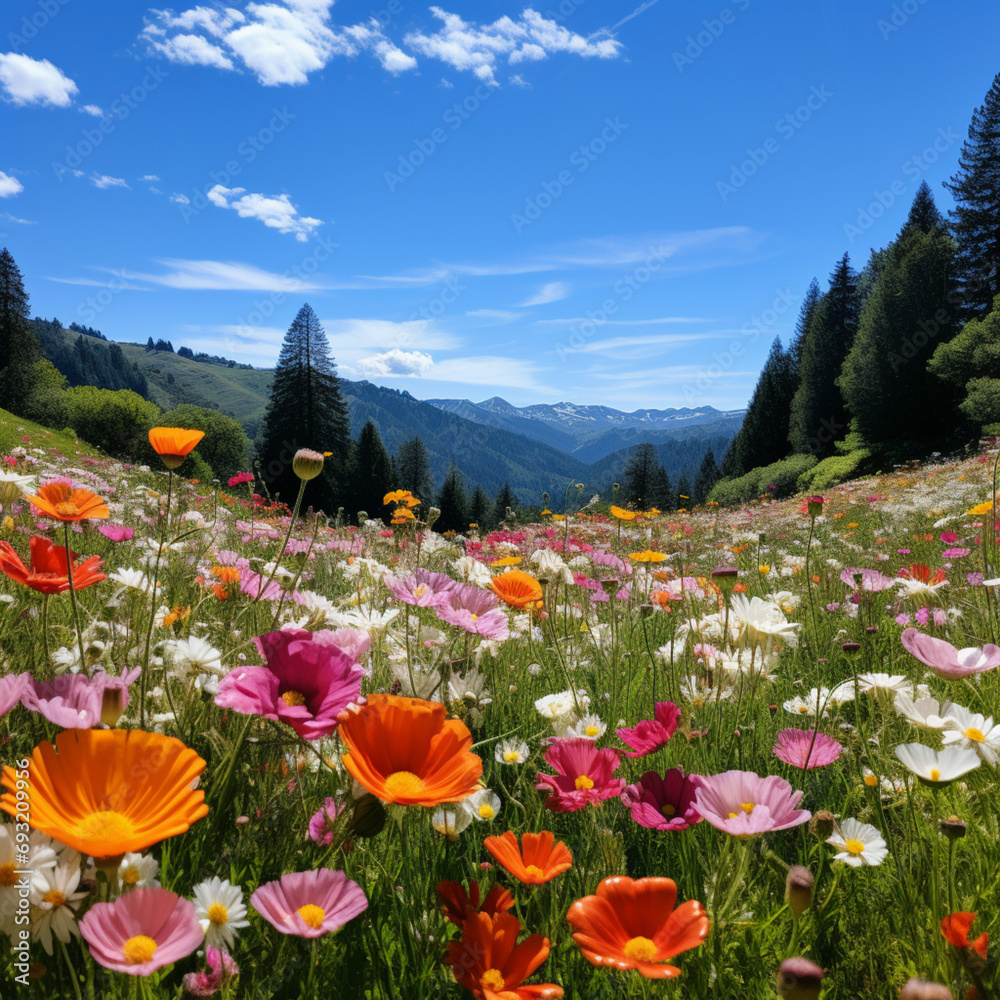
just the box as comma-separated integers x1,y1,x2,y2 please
0,407,102,461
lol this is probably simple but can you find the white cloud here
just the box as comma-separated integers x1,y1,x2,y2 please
0,171,24,198
1,211,35,224
142,2,416,86
321,318,460,352
207,184,323,241
170,192,191,204
80,104,105,117
140,174,161,181
404,8,621,85
91,174,129,190
136,258,327,291
356,348,434,377
522,281,570,306
466,309,518,320
0,53,78,107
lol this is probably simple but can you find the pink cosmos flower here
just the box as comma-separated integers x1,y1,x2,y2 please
693,770,810,837
942,547,970,559
21,669,141,729
434,584,510,640
80,888,203,975
535,737,625,812
0,672,30,718
250,869,368,938
621,769,702,832
772,728,843,769
238,568,288,601
312,626,371,665
214,629,364,740
181,946,239,997
228,472,254,487
385,568,456,607
900,627,1000,679
98,523,134,542
308,797,346,846
616,701,681,758
840,567,894,592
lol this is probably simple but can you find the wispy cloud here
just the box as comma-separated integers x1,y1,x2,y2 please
92,174,130,190
522,281,571,306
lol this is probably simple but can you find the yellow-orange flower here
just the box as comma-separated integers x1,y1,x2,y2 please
629,550,667,563
338,694,483,807
609,506,639,521
384,489,419,507
484,830,573,884
148,427,205,470
490,556,523,568
489,569,544,609
211,565,241,585
1,729,208,861
968,501,994,516
25,482,110,522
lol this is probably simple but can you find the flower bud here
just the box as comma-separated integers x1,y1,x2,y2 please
939,815,966,840
711,566,739,592
806,496,825,518
785,866,814,917
292,449,325,481
900,979,953,1000
356,510,368,524
425,507,441,528
842,641,860,654
639,604,655,619
600,577,620,595
100,686,127,728
811,809,835,840
349,794,387,839
777,957,824,1000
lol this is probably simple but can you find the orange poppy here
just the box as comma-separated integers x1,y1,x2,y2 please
483,830,572,885
210,565,241,585
489,569,544,609
609,506,639,521
628,550,667,563
25,482,109,522
436,879,515,926
566,876,709,979
338,694,483,807
384,489,419,507
0,729,208,862
148,426,205,469
490,556,523,568
941,912,988,960
0,537,105,594
446,911,563,1000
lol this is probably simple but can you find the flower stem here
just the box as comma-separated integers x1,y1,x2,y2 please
63,521,88,674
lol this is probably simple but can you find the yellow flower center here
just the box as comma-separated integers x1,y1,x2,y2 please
623,936,659,963
864,774,878,787
297,904,325,929
280,690,307,707
55,501,81,518
661,803,676,817
930,768,941,781
384,771,427,799
741,802,755,813
844,839,865,856
413,584,428,598
585,725,600,737
503,751,519,763
208,903,229,925
480,969,506,991
575,774,595,790
122,867,140,885
42,890,65,908
76,810,136,848
965,727,985,743
524,864,544,880
0,862,17,887
478,804,495,820
122,935,158,965
798,706,809,714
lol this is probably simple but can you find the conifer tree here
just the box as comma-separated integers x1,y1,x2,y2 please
676,473,692,509
469,485,490,530
839,186,958,445
492,482,516,526
622,443,664,508
788,253,859,456
436,463,469,533
394,436,434,504
789,278,821,373
348,420,393,522
0,248,39,414
258,304,350,513
694,448,720,503
943,71,1000,318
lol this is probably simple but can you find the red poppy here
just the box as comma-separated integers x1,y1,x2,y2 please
0,538,105,594
436,879,515,926
941,912,988,960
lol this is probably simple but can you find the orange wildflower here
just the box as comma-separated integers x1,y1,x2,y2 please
490,556,523,568
436,879,515,926
566,876,708,979
0,537,105,594
609,506,639,521
446,911,563,1000
210,565,241,585
941,912,988,960
489,569,544,609
148,427,205,470
162,605,190,628
338,694,483,807
384,489,419,507
25,482,109,522
483,831,572,885
629,550,667,563
211,584,229,600
1,729,208,862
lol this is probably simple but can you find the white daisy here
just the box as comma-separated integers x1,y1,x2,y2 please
192,877,249,951
893,693,953,730
940,705,1000,765
857,673,913,697
827,818,888,867
1,826,56,935
494,739,530,765
534,690,589,720
431,808,472,841
164,636,223,680
118,852,160,890
559,713,607,740
728,594,801,650
30,861,88,955
463,789,501,822
783,694,829,718
894,742,981,785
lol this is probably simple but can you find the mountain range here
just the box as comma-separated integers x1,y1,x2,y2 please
32,321,742,502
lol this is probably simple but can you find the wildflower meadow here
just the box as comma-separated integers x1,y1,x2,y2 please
0,418,998,1000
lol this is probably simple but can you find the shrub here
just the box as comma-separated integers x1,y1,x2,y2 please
65,386,161,458
709,454,817,505
798,449,872,492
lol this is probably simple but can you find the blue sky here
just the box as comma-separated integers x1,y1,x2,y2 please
1,0,997,410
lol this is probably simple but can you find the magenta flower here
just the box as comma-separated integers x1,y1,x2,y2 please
0,672,30,718
308,797,346,846
214,629,364,740
385,568,456,607
942,547,970,558
772,728,843,769
693,770,810,837
98,523,134,542
621,768,703,832
80,888,203,975
228,472,254,487
238,568,286,601
311,626,371,665
900,627,1000,679
21,670,140,729
250,869,368,938
535,737,625,812
182,947,239,997
616,701,681,758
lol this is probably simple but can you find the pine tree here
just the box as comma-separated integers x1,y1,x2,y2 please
788,254,859,456
469,485,490,530
436,464,469,533
649,462,673,511
676,473,692,509
492,482,516,526
394,436,434,505
839,187,958,445
694,448,720,503
943,71,1000,318
789,278,821,373
0,248,39,414
622,443,664,508
257,304,350,513
721,338,796,476
348,421,393,523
